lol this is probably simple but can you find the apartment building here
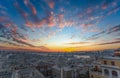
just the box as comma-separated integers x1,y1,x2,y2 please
89,50,120,78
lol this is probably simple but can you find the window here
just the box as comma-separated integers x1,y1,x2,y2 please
111,61,115,65
104,69,109,75
104,61,107,65
112,71,118,78
91,75,93,78
95,66,98,71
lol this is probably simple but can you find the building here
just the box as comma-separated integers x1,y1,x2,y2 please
89,56,120,78
114,49,120,57
36,61,54,77
0,69,12,78
52,65,73,78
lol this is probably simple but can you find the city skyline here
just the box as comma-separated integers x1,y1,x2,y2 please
0,0,120,52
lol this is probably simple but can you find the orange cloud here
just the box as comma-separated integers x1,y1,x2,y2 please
66,42,90,45
25,21,34,28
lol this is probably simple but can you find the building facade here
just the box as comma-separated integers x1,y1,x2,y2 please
89,56,120,78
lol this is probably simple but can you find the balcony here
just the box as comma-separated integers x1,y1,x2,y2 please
101,64,120,69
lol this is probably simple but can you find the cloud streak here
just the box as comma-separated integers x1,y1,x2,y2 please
12,38,35,47
66,42,90,45
0,39,22,47
96,40,120,45
87,24,120,40
24,0,37,15
108,25,120,34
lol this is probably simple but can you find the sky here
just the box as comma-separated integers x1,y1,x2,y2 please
0,0,120,52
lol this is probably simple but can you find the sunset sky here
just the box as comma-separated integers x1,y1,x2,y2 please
0,0,120,52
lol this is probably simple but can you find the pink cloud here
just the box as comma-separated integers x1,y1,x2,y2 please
87,8,92,14
58,14,64,23
102,5,107,10
25,13,56,28
66,21,74,26
48,21,56,27
25,14,56,28
81,23,94,27
25,21,34,28
14,2,28,21
4,22,13,28
30,5,37,15
47,12,56,27
25,18,47,28
35,19,47,28
48,1,55,9
58,14,64,28
24,0,29,5
101,1,117,10
11,26,18,35
107,7,120,15
80,23,95,32
59,21,74,28
59,23,65,28
24,0,37,15
57,14,74,28
0,16,9,22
